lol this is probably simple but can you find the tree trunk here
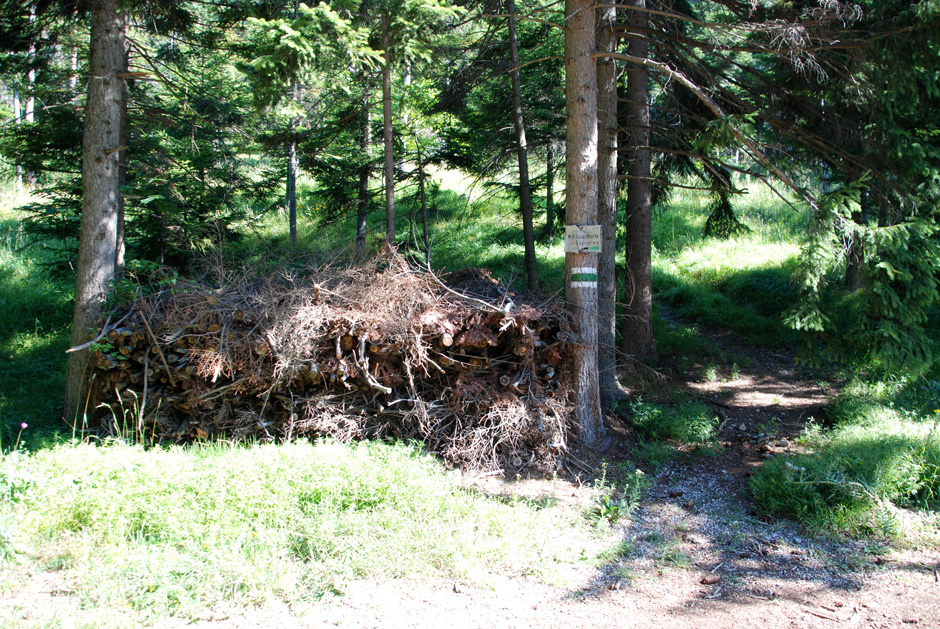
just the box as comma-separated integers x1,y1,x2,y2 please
12,90,22,190
66,0,127,418
115,37,129,280
417,142,430,266
565,0,604,446
620,0,657,365
542,141,555,239
507,0,538,290
846,195,870,291
25,6,35,125
596,0,622,403
24,5,36,186
69,44,79,90
287,125,298,247
356,97,372,255
382,14,396,246
287,1,300,247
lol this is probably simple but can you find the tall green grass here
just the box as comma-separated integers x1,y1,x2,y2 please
0,192,72,447
2,439,610,623
651,181,806,348
751,379,940,539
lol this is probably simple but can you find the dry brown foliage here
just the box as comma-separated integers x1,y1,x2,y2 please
85,254,576,472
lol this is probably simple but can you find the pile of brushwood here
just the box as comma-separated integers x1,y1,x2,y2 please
82,255,577,471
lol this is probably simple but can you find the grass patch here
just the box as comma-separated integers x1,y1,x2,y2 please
751,380,940,540
651,181,804,347
1,438,611,622
630,398,719,446
622,398,720,473
0,199,72,447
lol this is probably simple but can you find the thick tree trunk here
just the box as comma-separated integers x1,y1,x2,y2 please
382,14,396,246
565,0,604,446
620,0,657,365
66,0,127,418
507,0,538,290
356,99,372,255
596,0,622,403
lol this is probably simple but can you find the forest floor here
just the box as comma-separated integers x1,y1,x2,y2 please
4,333,940,628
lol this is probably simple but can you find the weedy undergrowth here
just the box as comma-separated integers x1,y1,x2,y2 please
751,381,940,540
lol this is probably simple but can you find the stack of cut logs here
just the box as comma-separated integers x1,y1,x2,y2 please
84,257,576,471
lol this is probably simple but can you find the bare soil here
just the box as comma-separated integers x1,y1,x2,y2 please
4,337,939,628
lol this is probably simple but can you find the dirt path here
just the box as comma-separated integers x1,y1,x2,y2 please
187,343,940,628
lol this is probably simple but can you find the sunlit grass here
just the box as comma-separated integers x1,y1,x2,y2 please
2,438,613,624
751,383,940,541
650,178,805,347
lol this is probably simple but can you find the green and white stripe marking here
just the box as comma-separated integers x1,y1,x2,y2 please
570,267,597,288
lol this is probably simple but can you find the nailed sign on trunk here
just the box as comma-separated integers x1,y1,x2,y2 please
564,225,601,253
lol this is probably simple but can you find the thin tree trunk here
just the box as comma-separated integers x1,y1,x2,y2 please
287,124,298,246
25,6,35,125
417,141,430,266
115,36,129,279
846,195,870,291
382,13,396,246
287,1,300,247
565,0,604,446
69,45,79,90
66,0,127,418
12,90,22,190
597,0,622,402
507,0,538,290
542,142,555,239
356,97,372,255
24,6,36,186
620,0,657,365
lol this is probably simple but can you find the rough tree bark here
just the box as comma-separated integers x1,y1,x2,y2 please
507,0,538,290
620,0,657,365
65,0,127,418
565,0,604,446
596,0,623,403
